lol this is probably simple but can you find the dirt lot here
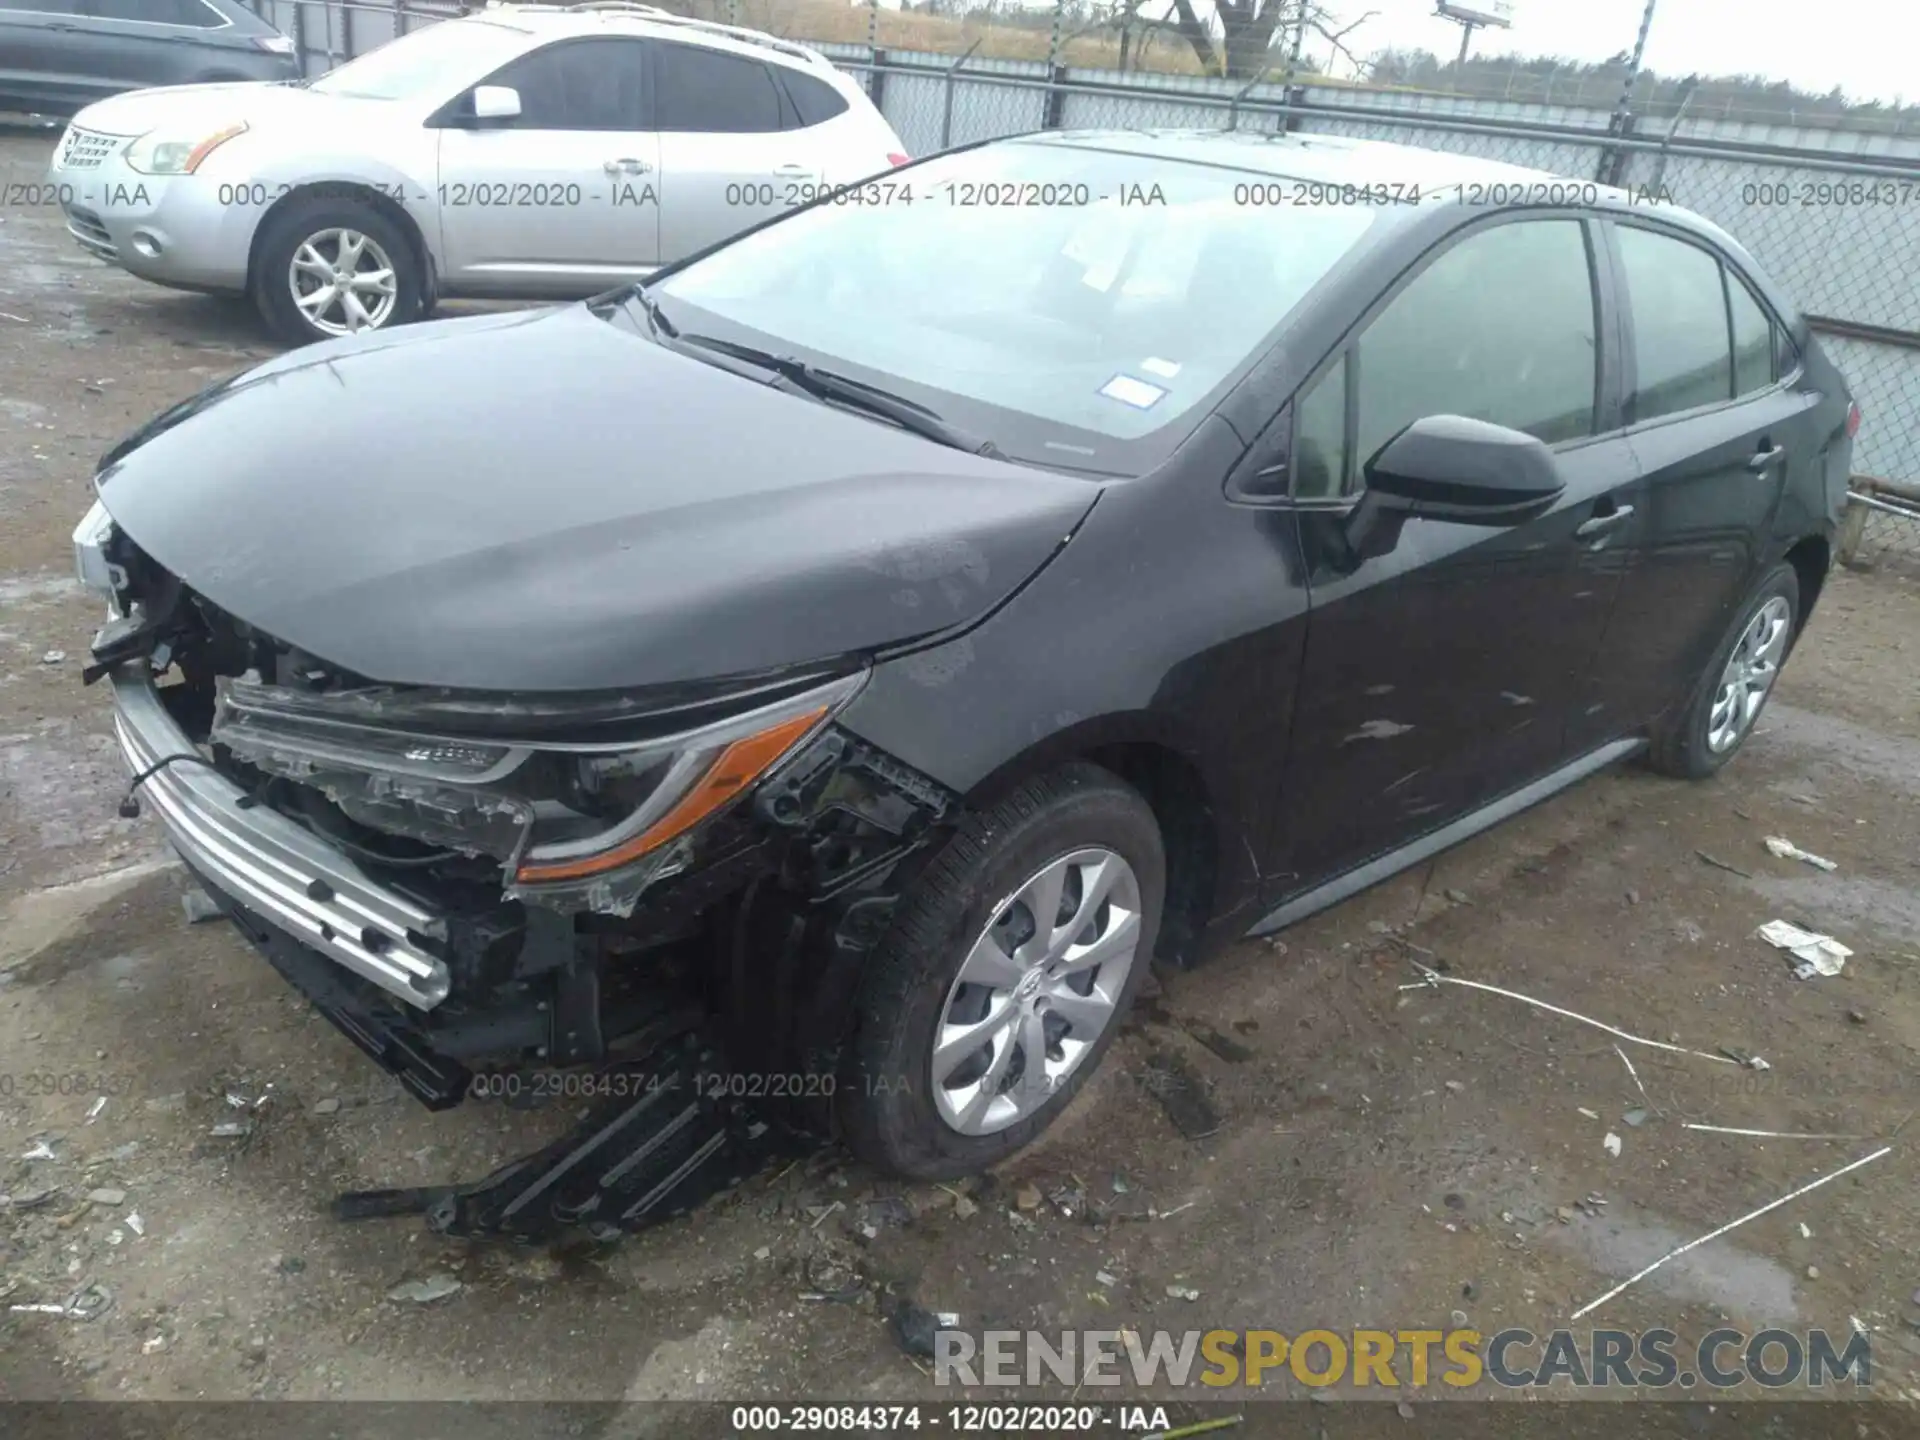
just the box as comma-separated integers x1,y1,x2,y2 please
5,124,1920,1429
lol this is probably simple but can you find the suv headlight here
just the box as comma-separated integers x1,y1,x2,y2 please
211,669,866,912
123,122,247,175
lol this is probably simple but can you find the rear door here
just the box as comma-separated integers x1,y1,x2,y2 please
433,36,659,291
1272,214,1641,892
73,0,213,93
651,39,820,261
1583,219,1824,736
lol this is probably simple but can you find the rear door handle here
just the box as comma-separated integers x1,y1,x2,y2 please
1575,504,1635,539
1749,444,1787,473
603,157,652,174
774,163,813,175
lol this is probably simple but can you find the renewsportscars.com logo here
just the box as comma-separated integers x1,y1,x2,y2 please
934,1327,1872,1391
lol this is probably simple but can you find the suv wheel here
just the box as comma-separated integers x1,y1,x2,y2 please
840,763,1164,1180
253,197,422,345
1649,561,1800,780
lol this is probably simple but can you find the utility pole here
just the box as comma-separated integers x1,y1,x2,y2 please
1599,0,1659,186
1456,18,1476,66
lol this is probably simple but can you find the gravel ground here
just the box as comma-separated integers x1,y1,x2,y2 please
4,124,1920,1429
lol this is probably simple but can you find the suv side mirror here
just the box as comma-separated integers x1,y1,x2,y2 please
470,85,522,123
1343,415,1565,563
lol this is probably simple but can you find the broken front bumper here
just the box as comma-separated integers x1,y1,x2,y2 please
109,667,452,1009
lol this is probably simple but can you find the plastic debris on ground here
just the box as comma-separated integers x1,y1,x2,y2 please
1764,836,1838,871
888,1298,949,1358
84,1097,106,1124
388,1273,462,1304
21,1140,55,1161
1603,1133,1623,1158
1757,920,1852,979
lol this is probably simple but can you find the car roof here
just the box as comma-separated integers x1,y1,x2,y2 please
1021,128,1611,195
466,2,838,77
1085,129,1772,258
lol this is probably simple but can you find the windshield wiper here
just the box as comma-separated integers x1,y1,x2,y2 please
627,285,679,340
673,333,1004,459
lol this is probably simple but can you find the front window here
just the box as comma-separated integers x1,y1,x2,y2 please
309,19,529,101
650,142,1386,472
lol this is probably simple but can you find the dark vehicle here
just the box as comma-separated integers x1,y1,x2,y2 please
0,0,297,116
72,130,1858,1239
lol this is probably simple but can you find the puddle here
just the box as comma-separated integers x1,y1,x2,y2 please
1550,1203,1800,1323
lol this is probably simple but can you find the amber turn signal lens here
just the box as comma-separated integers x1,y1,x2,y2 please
512,707,826,885
185,124,247,173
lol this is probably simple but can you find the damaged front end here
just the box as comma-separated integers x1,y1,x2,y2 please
76,500,961,1240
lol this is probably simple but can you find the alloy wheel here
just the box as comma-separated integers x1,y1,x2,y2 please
288,227,398,336
931,847,1143,1136
1707,594,1792,753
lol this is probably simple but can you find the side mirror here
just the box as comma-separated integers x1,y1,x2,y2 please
1365,414,1566,519
1343,415,1565,564
470,84,522,123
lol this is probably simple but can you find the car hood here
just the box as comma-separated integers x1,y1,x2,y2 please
95,305,1104,693
73,82,377,137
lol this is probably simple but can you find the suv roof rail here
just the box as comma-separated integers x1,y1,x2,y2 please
482,0,830,67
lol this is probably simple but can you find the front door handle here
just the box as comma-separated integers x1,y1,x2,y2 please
1749,444,1787,473
774,163,813,175
1575,504,1635,539
604,157,652,174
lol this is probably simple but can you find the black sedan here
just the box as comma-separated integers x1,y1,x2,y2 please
73,128,1857,1235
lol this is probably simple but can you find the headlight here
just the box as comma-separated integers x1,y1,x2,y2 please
211,670,866,912
123,122,247,175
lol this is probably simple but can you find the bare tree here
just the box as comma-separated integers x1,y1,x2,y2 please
1164,0,1374,81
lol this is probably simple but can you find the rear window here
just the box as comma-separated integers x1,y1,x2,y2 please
1616,225,1735,423
780,69,849,128
86,0,223,21
653,42,786,133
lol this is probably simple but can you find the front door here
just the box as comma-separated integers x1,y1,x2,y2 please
434,36,659,294
650,39,821,262
1273,215,1640,893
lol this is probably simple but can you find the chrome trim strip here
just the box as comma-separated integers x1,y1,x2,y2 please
110,669,452,1009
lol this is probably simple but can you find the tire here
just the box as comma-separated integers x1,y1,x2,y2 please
1647,561,1800,780
252,196,423,346
839,763,1165,1180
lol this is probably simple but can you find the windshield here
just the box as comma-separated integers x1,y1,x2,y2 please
652,141,1386,472
309,19,527,101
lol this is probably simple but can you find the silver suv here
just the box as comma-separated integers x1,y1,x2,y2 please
44,1,907,342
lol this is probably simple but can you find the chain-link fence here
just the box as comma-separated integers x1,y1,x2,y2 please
1839,483,1920,579
239,0,1920,568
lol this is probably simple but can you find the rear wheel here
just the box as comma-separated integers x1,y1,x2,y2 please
253,197,423,345
1648,561,1800,779
839,764,1164,1180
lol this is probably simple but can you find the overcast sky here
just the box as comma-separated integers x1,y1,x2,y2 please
1317,0,1920,104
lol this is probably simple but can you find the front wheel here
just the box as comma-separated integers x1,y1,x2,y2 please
1648,561,1800,779
839,764,1164,1180
253,197,423,346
